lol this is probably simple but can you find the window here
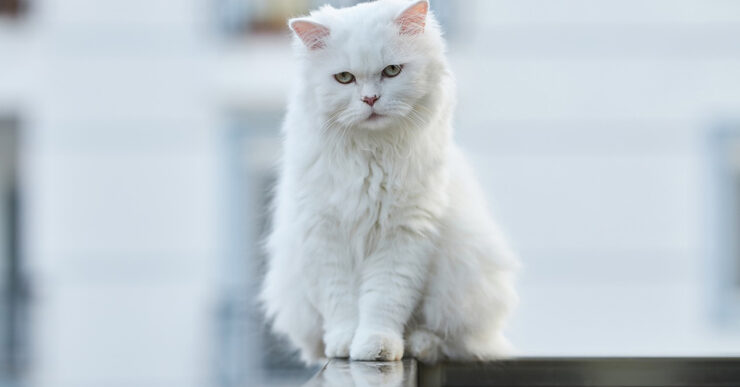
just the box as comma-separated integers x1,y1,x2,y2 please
0,0,28,19
710,126,740,325
0,117,28,384
214,111,316,387
214,0,456,38
215,0,365,37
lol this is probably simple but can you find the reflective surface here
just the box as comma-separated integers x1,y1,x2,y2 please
420,358,740,386
303,359,417,387
305,358,740,387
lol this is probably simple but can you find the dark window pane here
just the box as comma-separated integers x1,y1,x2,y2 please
0,0,28,18
0,117,28,384
735,164,740,286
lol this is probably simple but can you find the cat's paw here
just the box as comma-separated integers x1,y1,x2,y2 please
406,329,442,363
350,329,404,361
324,328,355,358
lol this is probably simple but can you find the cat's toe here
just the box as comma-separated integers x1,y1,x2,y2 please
324,328,354,358
406,329,442,363
350,330,404,361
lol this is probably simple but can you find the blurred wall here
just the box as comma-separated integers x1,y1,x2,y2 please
452,1,740,355
2,0,221,386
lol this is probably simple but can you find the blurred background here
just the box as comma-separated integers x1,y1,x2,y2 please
2,0,740,386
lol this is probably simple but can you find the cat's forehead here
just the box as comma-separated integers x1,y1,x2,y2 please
336,29,398,71
326,18,410,71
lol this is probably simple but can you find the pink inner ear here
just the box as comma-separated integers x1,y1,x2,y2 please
396,1,429,35
290,20,330,50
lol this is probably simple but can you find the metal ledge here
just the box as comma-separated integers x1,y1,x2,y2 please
305,357,740,387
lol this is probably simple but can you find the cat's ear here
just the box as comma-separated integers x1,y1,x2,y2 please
395,0,429,35
289,18,330,50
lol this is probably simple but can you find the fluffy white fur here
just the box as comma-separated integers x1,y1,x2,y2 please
261,0,518,364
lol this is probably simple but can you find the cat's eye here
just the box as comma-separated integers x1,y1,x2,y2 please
334,72,355,84
382,64,402,78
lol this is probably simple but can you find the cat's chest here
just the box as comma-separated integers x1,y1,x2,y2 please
310,151,402,218
339,154,392,201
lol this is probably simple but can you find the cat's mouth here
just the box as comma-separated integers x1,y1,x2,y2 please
366,112,383,121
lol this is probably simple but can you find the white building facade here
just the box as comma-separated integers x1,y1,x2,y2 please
1,1,740,386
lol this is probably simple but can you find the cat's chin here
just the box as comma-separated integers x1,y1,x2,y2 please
356,113,393,131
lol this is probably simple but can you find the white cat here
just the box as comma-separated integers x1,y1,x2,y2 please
260,0,518,364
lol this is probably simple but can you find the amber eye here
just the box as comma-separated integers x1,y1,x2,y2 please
334,72,355,84
382,64,402,77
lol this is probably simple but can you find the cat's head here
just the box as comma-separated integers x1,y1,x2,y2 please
289,0,445,131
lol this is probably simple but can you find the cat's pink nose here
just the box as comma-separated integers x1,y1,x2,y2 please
362,95,379,107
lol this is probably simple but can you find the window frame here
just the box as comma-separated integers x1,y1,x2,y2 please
708,125,740,326
214,110,318,387
0,116,28,384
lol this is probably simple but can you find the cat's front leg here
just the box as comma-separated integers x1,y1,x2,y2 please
319,266,358,358
350,231,432,361
304,228,358,359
